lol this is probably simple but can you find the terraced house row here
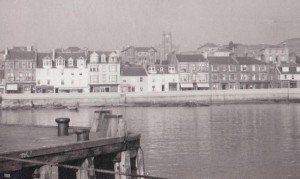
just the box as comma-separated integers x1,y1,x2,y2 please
0,46,297,94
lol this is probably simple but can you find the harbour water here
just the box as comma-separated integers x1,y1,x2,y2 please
1,104,300,179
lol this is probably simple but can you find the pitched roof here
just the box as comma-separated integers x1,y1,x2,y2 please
176,54,206,63
198,43,219,49
135,47,157,52
207,56,238,64
235,57,265,64
121,46,157,52
37,52,52,68
5,51,36,60
55,52,86,60
121,67,147,76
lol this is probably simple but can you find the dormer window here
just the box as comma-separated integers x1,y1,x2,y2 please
77,58,85,68
56,57,65,68
282,67,289,72
160,67,164,72
168,66,175,73
68,58,74,67
148,66,156,73
43,58,52,68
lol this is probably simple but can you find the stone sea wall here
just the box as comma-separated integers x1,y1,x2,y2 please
1,88,300,109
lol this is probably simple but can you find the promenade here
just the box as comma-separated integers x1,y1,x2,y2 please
1,88,300,108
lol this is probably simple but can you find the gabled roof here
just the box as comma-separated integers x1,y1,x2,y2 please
37,52,52,68
176,54,206,63
121,46,157,52
235,57,265,65
207,56,238,64
5,51,36,60
121,67,147,76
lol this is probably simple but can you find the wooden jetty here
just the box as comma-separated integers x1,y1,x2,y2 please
0,110,148,179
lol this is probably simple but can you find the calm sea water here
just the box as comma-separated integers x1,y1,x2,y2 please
1,104,300,179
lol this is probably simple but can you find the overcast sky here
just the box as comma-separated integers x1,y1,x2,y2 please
0,0,300,51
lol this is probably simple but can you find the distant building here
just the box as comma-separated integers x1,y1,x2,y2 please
36,50,89,93
260,45,289,66
4,47,37,93
235,57,270,89
121,46,159,67
175,54,209,90
156,32,180,63
197,43,220,57
88,51,120,93
0,51,5,93
120,67,148,93
213,48,232,57
147,64,178,92
277,63,300,88
207,56,239,90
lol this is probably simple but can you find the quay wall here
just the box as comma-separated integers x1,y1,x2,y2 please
1,88,300,108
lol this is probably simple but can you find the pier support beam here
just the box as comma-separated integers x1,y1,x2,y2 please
114,151,131,179
32,165,58,179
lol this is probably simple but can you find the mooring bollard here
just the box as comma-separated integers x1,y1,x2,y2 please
75,129,90,141
55,118,70,136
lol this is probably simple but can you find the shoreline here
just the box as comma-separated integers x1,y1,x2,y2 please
1,88,300,110
1,98,300,110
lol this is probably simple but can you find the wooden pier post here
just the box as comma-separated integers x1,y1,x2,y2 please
75,129,96,179
136,148,145,178
90,110,112,132
33,165,59,179
104,115,127,138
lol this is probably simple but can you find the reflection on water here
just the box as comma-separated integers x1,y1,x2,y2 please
1,104,300,179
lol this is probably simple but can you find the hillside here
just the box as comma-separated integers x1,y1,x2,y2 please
279,38,300,55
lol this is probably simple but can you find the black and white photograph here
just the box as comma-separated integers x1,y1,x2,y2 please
0,0,300,178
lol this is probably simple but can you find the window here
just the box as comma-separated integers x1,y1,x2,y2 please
37,80,41,85
220,74,226,81
90,75,98,83
241,65,247,71
43,59,52,68
212,65,218,71
192,74,196,81
229,74,236,81
180,64,188,72
160,67,164,72
109,65,117,72
284,75,287,79
180,74,189,82
19,72,23,78
140,87,143,92
102,74,106,82
132,87,135,92
260,65,266,71
212,74,218,81
61,80,64,85
259,73,266,81
252,65,256,71
68,58,73,67
252,74,256,81
241,74,248,80
192,65,196,71
77,59,85,68
47,80,50,85
140,77,143,82
229,65,236,72
109,75,117,83
282,67,289,72
297,67,300,72
56,58,65,67
222,65,227,71
292,75,295,80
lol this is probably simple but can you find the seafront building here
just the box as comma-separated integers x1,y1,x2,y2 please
147,64,178,92
36,50,89,93
277,63,300,88
121,46,159,67
120,67,148,92
175,54,209,90
235,57,270,89
207,56,239,90
88,51,120,92
4,47,37,93
260,45,289,66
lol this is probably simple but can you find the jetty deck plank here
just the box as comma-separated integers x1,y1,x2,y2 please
0,124,141,172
